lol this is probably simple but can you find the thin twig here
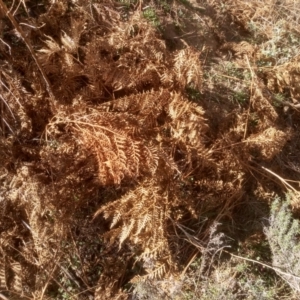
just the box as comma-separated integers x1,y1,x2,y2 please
0,94,16,121
172,220,205,251
0,293,9,300
39,250,60,300
0,38,11,54
223,250,300,281
12,0,21,16
261,166,298,192
69,227,90,288
0,291,31,300
181,251,199,277
0,76,23,107
0,0,55,102
1,117,15,134
243,54,255,139
215,72,251,83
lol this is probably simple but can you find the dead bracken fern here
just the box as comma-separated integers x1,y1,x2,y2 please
1,0,300,299
45,88,209,282
45,88,207,186
46,109,158,185
94,179,175,268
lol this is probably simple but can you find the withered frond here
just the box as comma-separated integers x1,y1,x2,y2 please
245,127,292,161
173,47,203,91
46,108,159,185
2,0,299,297
94,178,177,280
38,36,62,60
168,92,207,147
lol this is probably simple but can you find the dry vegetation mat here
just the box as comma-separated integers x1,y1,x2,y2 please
1,0,300,299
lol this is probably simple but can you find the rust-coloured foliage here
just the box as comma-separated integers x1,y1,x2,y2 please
0,0,300,298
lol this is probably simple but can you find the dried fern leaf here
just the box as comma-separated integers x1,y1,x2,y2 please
174,47,203,91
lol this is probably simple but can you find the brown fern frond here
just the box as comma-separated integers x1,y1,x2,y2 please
38,36,61,60
99,88,171,133
0,70,33,136
166,92,210,171
61,17,85,53
92,1,121,28
251,85,278,125
220,41,257,58
107,12,166,63
94,178,180,280
168,93,207,145
245,127,292,161
46,107,159,185
173,47,203,91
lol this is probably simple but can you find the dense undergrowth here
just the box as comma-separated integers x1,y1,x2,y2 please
1,0,300,299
